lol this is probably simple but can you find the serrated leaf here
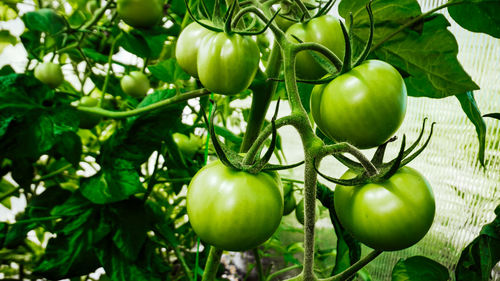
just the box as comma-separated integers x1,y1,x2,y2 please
339,0,479,98
392,256,449,281
456,92,486,166
148,58,190,83
80,160,144,204
448,0,500,38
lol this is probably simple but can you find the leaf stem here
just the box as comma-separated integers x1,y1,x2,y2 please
319,250,382,281
201,247,223,281
77,88,210,119
253,248,264,281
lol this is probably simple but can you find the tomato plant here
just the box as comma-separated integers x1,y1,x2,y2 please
285,15,345,80
116,0,163,28
334,166,436,251
175,21,215,78
186,160,283,251
34,62,64,88
197,32,260,95
310,60,407,149
120,71,150,98
173,133,203,158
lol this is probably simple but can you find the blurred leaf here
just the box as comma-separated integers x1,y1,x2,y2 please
148,58,190,83
456,92,486,166
0,30,17,55
455,204,500,281
21,9,66,48
448,0,500,38
0,2,18,21
392,256,449,281
0,178,17,208
54,131,82,168
119,27,169,59
339,0,479,98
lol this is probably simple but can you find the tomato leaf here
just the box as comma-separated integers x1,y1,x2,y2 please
0,30,17,55
455,204,500,281
148,58,190,83
448,0,500,38
21,9,66,49
119,27,169,59
339,0,479,98
391,256,449,281
455,92,486,167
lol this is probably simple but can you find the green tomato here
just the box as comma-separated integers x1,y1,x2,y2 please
187,160,283,251
173,133,202,158
334,166,435,251
116,0,163,28
286,15,345,80
310,60,407,149
34,62,64,88
78,96,101,129
283,192,297,216
175,21,215,78
197,32,260,95
295,198,320,225
120,71,150,98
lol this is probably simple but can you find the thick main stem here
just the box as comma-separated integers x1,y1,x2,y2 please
240,43,282,152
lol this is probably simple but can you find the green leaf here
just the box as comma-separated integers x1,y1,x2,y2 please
0,2,18,21
484,113,500,120
54,131,82,168
0,178,17,208
110,199,151,260
21,9,66,48
455,204,500,281
80,160,144,204
456,92,486,166
0,30,17,55
448,0,500,38
148,58,190,83
339,0,479,98
392,256,449,281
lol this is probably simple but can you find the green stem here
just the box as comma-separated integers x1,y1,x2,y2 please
33,163,73,183
295,42,342,72
201,247,223,281
302,155,318,281
240,42,281,153
81,0,113,31
266,264,302,281
293,0,311,20
253,248,264,281
320,250,382,281
371,1,464,51
318,143,378,177
77,88,210,119
99,32,123,108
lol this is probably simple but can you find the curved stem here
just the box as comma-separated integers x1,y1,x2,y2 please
99,32,123,108
295,42,343,72
77,88,210,119
201,247,223,281
80,0,113,31
266,264,302,281
240,43,282,153
371,1,464,51
320,250,382,281
318,143,378,177
293,0,311,20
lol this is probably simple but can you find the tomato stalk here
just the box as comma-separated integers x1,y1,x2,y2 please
201,247,223,281
99,32,123,108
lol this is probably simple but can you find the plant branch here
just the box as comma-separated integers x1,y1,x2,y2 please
253,248,264,281
266,264,302,281
294,42,343,72
317,143,378,177
320,250,383,281
201,247,223,281
77,88,210,119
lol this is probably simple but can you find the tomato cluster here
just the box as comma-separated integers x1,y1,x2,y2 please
176,22,260,95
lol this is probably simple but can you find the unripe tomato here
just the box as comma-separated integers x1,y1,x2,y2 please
175,21,215,77
197,32,260,95
120,71,150,98
173,133,202,158
283,192,297,216
34,62,64,88
286,15,345,80
334,166,435,251
78,96,101,129
187,160,283,251
116,0,163,28
310,60,407,149
295,198,320,225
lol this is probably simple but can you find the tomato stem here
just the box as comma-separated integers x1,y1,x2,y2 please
253,248,265,280
201,247,223,281
319,250,382,281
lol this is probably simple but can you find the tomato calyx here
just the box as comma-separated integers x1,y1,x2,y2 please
201,99,303,174
315,118,436,186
